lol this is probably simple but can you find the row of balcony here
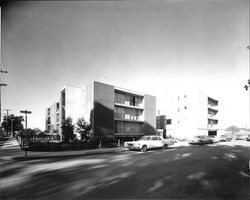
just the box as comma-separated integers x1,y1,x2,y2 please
114,102,144,110
114,113,144,122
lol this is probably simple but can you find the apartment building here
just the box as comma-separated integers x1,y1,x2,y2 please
45,101,60,133
45,81,156,142
45,86,84,138
157,91,220,139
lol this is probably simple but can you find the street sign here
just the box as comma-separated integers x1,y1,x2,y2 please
20,109,32,157
20,110,32,114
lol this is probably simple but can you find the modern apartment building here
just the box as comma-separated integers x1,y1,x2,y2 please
45,101,60,133
45,81,156,142
157,91,220,139
45,86,84,137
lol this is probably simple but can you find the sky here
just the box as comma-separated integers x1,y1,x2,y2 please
1,0,249,130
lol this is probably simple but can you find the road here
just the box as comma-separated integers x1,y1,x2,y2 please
0,140,249,200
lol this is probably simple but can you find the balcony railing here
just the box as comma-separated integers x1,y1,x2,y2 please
207,124,218,129
114,102,144,109
207,114,218,120
114,116,144,122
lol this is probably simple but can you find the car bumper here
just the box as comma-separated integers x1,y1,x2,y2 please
124,144,141,150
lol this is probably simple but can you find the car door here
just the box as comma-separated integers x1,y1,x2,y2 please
150,136,162,148
149,136,157,148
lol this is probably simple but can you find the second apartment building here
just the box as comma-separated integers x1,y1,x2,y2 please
46,81,156,142
157,91,220,139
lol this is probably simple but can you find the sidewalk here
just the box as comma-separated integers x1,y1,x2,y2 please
0,137,127,160
0,137,21,150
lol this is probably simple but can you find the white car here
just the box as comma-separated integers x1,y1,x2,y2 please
209,135,220,143
189,135,212,145
124,135,174,152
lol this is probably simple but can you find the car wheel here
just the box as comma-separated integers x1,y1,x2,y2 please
141,145,147,152
163,144,168,150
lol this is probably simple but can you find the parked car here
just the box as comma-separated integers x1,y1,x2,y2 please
209,135,220,143
189,135,212,145
219,135,227,142
234,135,245,140
124,135,174,152
246,135,250,141
219,135,233,142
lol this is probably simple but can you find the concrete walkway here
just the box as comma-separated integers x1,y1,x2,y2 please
0,137,21,150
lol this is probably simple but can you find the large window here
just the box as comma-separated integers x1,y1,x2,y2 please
115,121,143,133
115,92,142,107
115,107,142,120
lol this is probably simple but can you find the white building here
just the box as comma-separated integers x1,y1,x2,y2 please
46,82,156,142
158,91,221,139
46,86,84,137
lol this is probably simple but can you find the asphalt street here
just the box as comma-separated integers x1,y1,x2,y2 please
0,140,249,200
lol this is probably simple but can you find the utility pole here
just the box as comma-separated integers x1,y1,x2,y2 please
4,109,11,136
0,69,7,126
20,109,32,157
245,45,250,131
10,117,13,137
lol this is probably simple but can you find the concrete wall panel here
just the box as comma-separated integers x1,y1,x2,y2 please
144,94,156,134
93,82,115,140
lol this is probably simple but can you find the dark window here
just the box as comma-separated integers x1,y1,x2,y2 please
166,119,172,125
151,136,158,140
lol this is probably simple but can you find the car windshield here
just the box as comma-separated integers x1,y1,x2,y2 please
194,136,204,139
139,136,151,141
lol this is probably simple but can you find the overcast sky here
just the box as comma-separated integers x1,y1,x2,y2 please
1,0,249,130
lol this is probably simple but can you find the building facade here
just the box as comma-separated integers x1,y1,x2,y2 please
45,86,84,139
157,91,220,139
45,81,156,142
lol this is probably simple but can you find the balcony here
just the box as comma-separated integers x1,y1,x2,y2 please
114,102,144,110
114,118,144,123
207,114,218,120
114,114,144,122
208,118,218,130
207,124,218,130
208,107,218,114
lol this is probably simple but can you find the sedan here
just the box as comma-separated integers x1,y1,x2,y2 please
124,135,174,152
209,135,220,143
189,135,212,145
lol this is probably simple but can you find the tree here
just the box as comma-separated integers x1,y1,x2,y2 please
22,128,36,139
75,117,91,142
2,114,24,134
225,125,240,133
61,117,75,143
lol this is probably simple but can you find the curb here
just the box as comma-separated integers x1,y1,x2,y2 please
6,147,128,160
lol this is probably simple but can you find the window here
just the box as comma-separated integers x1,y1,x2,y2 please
166,119,172,125
151,136,158,141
